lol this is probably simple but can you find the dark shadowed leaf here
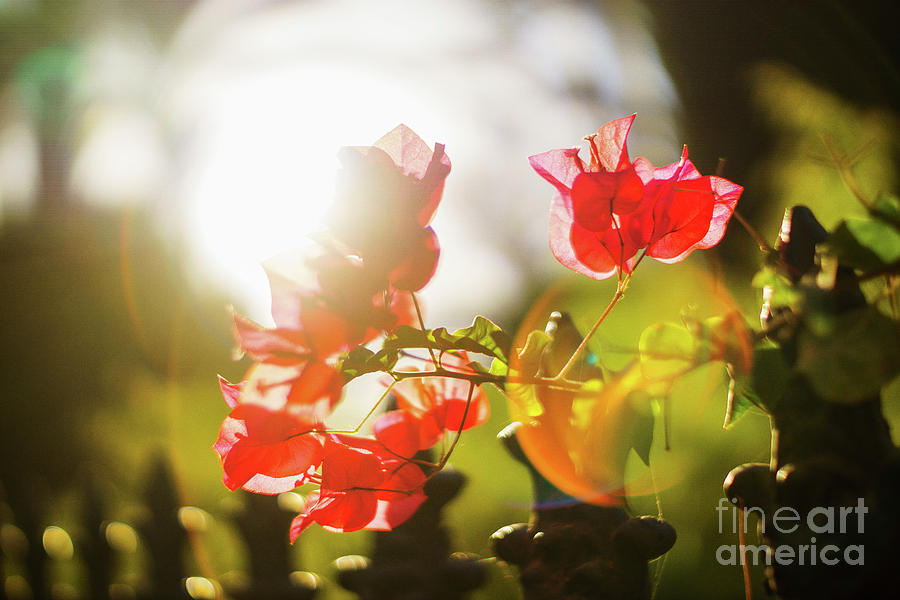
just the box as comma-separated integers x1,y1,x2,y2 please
824,217,900,272
338,346,399,381
871,191,900,227
797,307,900,403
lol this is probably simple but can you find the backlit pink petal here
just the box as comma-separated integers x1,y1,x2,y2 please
289,490,322,542
367,462,427,531
374,124,439,181
590,113,636,172
550,195,618,280
321,438,385,491
528,148,583,193
285,360,344,410
372,124,451,226
232,313,310,365
263,266,305,330
214,405,323,494
240,362,340,421
647,177,716,262
218,376,243,409
694,176,742,250
373,409,440,458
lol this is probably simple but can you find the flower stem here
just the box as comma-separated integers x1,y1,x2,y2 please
554,254,643,381
733,210,774,254
434,381,474,472
411,292,440,367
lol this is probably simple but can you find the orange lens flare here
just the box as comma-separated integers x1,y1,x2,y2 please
507,264,752,505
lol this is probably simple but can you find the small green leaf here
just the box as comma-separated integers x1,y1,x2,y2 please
625,390,655,466
448,316,512,364
723,344,790,427
489,357,508,377
824,217,900,271
724,383,756,428
871,191,900,227
338,346,399,381
506,379,544,418
382,316,511,365
797,307,900,403
516,329,552,377
752,266,801,309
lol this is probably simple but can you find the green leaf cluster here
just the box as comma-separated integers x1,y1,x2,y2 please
337,316,511,382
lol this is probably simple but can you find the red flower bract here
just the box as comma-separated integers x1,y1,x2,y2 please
289,436,426,538
530,114,742,279
373,352,490,458
328,125,451,292
213,401,324,494
329,125,450,291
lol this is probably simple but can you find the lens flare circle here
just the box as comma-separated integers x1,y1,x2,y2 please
508,262,750,505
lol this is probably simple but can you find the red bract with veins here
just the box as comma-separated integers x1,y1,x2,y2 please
634,150,743,263
213,401,324,494
373,352,490,458
530,114,742,279
289,435,427,538
329,125,451,291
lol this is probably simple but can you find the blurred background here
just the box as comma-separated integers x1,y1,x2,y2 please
0,1,898,599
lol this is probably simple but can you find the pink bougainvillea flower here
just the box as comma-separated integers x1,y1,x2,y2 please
373,352,489,457
329,125,451,291
289,435,426,538
634,149,743,263
530,114,742,279
213,401,324,494
530,114,648,279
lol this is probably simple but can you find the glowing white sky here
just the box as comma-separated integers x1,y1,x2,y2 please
158,0,678,328
0,0,678,328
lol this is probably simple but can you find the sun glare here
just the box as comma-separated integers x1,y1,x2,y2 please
178,62,442,322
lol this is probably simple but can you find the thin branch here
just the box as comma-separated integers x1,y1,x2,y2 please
411,292,440,367
555,253,644,381
733,210,775,254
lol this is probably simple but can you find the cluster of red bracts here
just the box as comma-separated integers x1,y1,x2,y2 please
213,126,488,538
529,114,743,280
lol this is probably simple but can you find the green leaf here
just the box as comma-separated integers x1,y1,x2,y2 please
638,322,697,395
796,307,900,403
625,390,655,466
489,357,508,377
449,316,512,363
501,329,553,417
506,379,544,418
516,329,552,377
338,346,399,381
723,343,790,427
747,345,790,411
724,380,756,429
871,191,900,227
752,266,801,309
824,217,900,271
382,316,512,365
